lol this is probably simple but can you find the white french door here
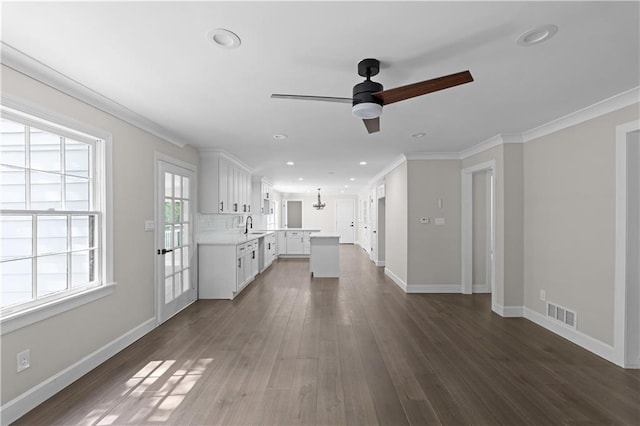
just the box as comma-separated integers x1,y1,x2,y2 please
156,160,196,324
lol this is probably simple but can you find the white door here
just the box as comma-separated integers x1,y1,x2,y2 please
336,199,355,244
157,160,196,324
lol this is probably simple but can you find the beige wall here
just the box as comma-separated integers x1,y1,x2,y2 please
523,104,639,345
503,144,524,307
384,162,408,282
407,160,461,285
1,66,200,404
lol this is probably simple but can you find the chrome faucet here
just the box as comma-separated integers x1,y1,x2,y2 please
244,215,253,234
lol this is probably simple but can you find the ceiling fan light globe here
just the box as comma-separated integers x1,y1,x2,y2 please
352,102,382,119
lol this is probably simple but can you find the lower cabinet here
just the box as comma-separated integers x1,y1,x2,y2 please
199,241,258,300
286,231,304,254
264,233,276,269
277,231,286,255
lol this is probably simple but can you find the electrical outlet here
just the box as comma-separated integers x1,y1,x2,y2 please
420,217,430,224
17,349,30,372
539,289,546,301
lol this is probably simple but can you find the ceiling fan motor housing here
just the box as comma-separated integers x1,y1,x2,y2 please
352,79,383,107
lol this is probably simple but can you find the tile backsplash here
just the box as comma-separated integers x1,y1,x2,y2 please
196,213,246,232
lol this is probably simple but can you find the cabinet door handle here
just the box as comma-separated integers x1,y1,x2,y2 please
238,258,242,268
234,203,238,212
220,201,224,212
248,205,251,212
252,251,255,259
268,243,271,250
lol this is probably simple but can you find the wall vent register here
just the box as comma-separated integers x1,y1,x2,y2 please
547,301,577,328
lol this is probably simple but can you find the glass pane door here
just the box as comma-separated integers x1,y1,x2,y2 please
157,160,195,324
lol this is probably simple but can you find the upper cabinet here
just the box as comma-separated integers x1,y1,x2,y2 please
200,151,252,214
252,176,274,215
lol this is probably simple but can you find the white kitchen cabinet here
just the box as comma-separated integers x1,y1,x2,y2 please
286,231,304,254
200,150,252,214
262,233,276,270
303,231,311,254
249,241,259,277
252,176,273,215
277,231,286,255
199,241,257,300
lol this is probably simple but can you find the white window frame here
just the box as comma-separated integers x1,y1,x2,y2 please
0,98,115,334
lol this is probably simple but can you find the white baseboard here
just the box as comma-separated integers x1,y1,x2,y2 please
384,268,407,292
383,270,461,294
406,284,461,293
523,307,618,366
492,303,524,317
472,284,491,293
1,318,156,425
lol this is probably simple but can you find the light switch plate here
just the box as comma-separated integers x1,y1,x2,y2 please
435,218,445,225
144,220,155,232
420,217,430,224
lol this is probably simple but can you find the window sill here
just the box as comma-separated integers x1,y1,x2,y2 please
0,283,116,335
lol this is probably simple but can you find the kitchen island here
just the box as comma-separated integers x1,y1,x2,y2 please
309,232,341,278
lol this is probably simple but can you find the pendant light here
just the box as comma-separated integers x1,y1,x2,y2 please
313,188,326,210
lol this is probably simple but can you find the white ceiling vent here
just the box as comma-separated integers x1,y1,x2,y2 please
547,302,576,329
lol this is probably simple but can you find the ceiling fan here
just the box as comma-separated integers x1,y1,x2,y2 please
271,58,473,134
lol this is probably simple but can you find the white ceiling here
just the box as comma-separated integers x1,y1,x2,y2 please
2,1,639,194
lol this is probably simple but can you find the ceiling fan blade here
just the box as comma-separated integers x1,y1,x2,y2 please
373,70,473,105
271,94,353,104
362,117,380,134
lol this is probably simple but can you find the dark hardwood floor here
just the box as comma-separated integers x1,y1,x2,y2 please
15,245,640,425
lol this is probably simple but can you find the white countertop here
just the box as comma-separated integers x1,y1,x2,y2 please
260,228,321,232
309,232,341,238
197,231,274,246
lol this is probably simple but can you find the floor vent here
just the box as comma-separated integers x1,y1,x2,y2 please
547,302,577,328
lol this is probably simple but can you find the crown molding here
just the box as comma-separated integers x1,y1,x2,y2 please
522,87,640,143
199,148,253,173
1,42,188,148
368,154,407,188
459,134,510,160
405,152,461,160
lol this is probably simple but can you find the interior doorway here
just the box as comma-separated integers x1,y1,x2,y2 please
285,200,302,228
376,197,386,266
471,170,494,293
615,121,639,368
462,161,496,306
626,130,639,367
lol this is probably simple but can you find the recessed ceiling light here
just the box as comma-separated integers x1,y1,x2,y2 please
206,28,241,49
359,161,367,165
298,177,303,181
340,190,345,193
344,185,349,188
273,134,288,140
412,132,426,138
349,177,355,181
286,161,294,166
516,24,558,47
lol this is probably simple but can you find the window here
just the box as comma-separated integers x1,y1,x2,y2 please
1,106,110,320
